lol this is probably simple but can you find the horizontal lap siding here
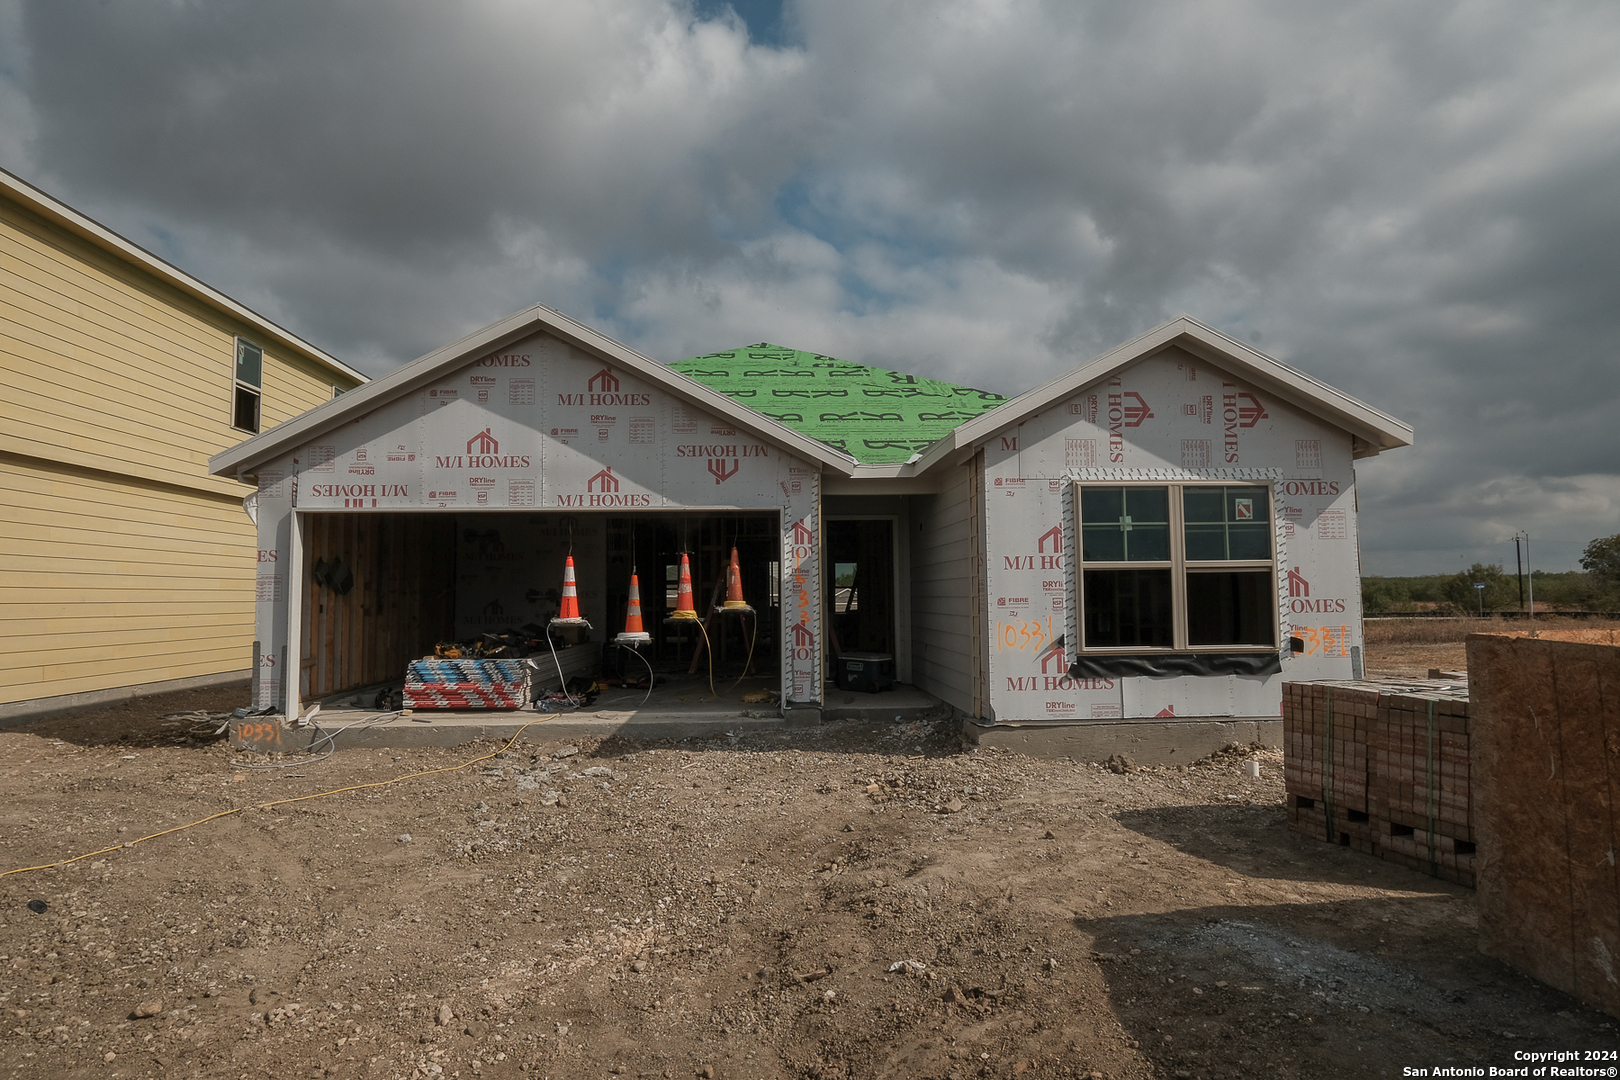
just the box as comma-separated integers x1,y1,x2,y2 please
0,202,354,495
0,459,254,703
2,194,361,706
910,463,979,714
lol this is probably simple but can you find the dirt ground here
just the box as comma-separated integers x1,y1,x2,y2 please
1358,642,1467,680
1,653,1613,1080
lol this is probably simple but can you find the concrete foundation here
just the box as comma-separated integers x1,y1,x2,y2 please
0,671,251,727
246,681,945,751
964,717,1282,763
283,708,790,750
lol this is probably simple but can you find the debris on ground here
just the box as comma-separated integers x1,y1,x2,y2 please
0,682,1609,1079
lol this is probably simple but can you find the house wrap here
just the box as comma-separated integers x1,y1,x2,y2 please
212,304,1409,744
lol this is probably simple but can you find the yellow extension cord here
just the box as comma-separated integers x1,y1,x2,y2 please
671,607,757,697
1,713,555,880
667,609,717,698
726,611,758,694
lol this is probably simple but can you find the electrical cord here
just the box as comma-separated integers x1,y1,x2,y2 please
1,713,556,879
543,637,586,709
726,611,758,693
619,643,656,707
694,619,716,698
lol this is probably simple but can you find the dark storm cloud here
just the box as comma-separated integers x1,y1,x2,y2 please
4,0,1618,571
12,0,820,361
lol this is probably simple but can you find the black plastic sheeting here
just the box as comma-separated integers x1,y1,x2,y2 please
1068,651,1283,679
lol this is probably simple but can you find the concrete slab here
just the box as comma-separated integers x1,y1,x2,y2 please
284,676,947,751
964,717,1282,764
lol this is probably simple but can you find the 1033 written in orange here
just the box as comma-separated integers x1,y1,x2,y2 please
1294,625,1351,657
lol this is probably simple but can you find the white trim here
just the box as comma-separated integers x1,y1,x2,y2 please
231,336,264,435
211,303,860,480
1071,476,1283,655
285,509,306,721
823,473,942,495
914,316,1412,473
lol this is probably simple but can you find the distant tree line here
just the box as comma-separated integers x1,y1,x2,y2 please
1361,535,1620,614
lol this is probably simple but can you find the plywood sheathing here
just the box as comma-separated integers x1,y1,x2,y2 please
1467,631,1620,1020
299,513,456,699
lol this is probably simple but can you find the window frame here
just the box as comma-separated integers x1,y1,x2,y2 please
1073,480,1278,655
232,337,263,434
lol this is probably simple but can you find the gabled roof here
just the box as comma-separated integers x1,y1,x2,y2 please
1,166,365,386
910,315,1413,473
670,343,1006,464
209,305,862,479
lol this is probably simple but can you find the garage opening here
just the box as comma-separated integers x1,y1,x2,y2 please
298,510,781,703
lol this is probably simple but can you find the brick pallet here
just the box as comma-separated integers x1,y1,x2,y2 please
1283,678,1474,887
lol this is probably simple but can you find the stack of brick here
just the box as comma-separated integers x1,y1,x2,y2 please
1370,688,1473,883
1282,681,1379,853
1283,678,1474,887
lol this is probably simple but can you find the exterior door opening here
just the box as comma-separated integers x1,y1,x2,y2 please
826,518,895,658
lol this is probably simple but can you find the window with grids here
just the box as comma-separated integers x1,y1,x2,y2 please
1076,483,1277,652
232,338,263,433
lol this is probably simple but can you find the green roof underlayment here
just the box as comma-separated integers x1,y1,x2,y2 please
669,343,1006,464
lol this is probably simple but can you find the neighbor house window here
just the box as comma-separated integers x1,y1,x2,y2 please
1077,483,1276,652
233,338,263,433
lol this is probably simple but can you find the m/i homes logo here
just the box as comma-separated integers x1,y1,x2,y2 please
557,367,652,407
557,466,651,507
1287,566,1346,614
1221,385,1268,463
433,429,531,470
1105,379,1153,462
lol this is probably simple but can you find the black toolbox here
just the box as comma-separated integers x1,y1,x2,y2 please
834,652,894,693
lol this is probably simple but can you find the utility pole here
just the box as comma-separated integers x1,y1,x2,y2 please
1527,533,1534,621
1517,531,1535,628
1514,535,1525,612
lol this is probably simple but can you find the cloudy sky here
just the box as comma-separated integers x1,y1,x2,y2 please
3,0,1617,574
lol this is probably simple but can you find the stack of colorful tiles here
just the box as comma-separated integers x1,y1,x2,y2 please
403,658,530,709
1283,678,1474,887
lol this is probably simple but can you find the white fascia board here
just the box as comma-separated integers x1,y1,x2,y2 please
827,461,950,495
1,167,366,386
210,306,540,477
913,316,1412,475
209,303,859,479
824,474,944,495
1168,329,1414,455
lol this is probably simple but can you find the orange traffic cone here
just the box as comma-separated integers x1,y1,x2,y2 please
614,572,651,645
718,547,753,614
667,552,699,621
551,555,590,626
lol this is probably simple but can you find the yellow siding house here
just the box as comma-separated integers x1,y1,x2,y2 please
0,168,365,720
